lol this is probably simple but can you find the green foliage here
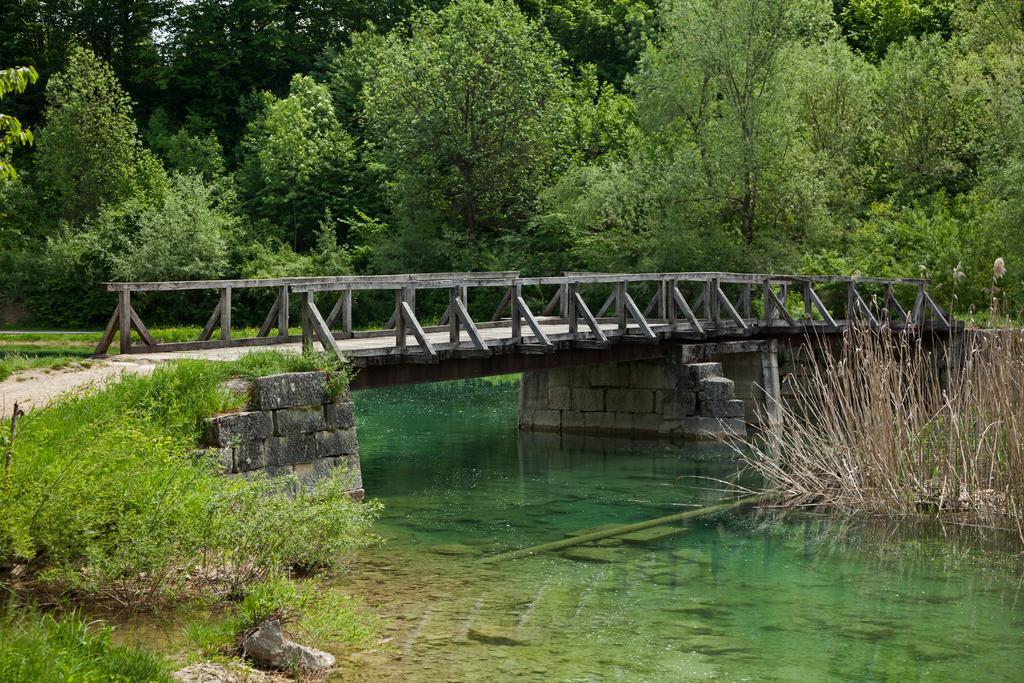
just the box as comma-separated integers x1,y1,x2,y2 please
32,46,165,232
0,606,171,683
0,66,38,181
185,575,377,657
363,0,579,271
239,75,357,251
837,0,955,59
0,359,371,605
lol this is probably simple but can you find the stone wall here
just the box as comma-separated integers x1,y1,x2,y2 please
201,371,362,496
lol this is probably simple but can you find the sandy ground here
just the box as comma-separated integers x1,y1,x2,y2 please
0,359,159,413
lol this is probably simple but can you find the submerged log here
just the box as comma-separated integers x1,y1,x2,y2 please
484,494,769,563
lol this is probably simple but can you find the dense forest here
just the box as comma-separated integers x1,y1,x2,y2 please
1,0,1022,326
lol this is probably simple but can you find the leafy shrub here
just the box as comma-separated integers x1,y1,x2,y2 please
0,356,370,606
0,605,171,682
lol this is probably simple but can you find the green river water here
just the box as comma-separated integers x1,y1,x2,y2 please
335,379,1024,682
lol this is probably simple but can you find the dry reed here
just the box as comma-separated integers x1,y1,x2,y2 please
744,325,1024,542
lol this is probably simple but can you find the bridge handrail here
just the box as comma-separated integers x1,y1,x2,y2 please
93,270,950,358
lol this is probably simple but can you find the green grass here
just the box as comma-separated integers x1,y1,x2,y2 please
1,353,371,605
0,606,171,682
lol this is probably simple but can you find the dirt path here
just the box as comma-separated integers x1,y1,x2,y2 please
0,360,159,412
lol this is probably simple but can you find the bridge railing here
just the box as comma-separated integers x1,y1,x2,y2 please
95,271,951,358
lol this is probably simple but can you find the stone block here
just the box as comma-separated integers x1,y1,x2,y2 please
293,454,363,490
628,363,675,390
316,428,358,457
584,411,631,433
697,376,735,401
547,385,573,410
562,410,587,431
697,399,745,419
325,400,356,430
273,405,327,435
571,388,605,412
250,372,328,410
605,388,654,414
197,447,234,473
234,441,267,472
682,417,746,440
520,409,562,430
266,432,317,466
205,411,273,447
587,363,628,387
631,413,665,435
688,363,723,381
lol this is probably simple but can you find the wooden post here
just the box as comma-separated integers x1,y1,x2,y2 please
559,283,569,321
616,280,627,332
302,291,314,350
804,282,813,321
847,280,856,324
511,283,522,340
658,280,669,321
395,289,408,351
278,285,289,337
342,289,353,337
568,281,579,337
118,290,132,354
669,279,678,325
763,281,773,326
449,287,460,346
741,284,752,320
220,287,232,343
709,277,720,328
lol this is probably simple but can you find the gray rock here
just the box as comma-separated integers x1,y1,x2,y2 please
697,376,735,401
234,441,267,472
249,372,328,410
324,400,355,430
205,411,273,448
697,399,745,419
172,662,274,682
242,619,336,673
316,428,358,457
683,416,747,440
265,432,317,466
687,362,723,381
272,406,326,435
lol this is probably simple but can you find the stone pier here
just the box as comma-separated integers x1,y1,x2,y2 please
518,340,780,441
201,371,363,496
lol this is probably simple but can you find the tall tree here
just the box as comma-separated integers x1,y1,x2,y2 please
363,0,577,269
32,46,164,233
238,74,356,251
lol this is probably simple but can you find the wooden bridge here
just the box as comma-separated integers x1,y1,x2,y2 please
94,271,954,388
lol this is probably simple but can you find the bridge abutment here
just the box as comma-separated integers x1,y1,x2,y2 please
518,340,780,441
201,371,363,497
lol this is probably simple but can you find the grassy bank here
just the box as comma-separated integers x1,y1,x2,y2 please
745,326,1024,541
0,350,380,678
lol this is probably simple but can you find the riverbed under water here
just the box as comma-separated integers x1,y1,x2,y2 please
335,378,1024,682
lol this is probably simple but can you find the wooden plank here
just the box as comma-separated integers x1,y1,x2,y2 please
573,291,607,343
324,291,346,329
806,286,838,328
490,287,512,321
596,290,616,318
671,287,705,335
622,292,656,339
516,296,552,346
448,288,459,346
453,296,488,351
511,284,522,340
94,307,120,355
911,288,925,326
129,306,157,346
922,290,950,328
567,283,579,336
741,284,752,319
540,287,562,317
257,295,280,338
302,291,315,350
118,290,132,354
400,301,437,358
643,287,660,317
219,287,232,342
717,285,749,330
198,300,222,342
762,285,796,328
394,289,407,350
616,281,627,332
305,296,344,360
278,285,289,337
853,288,879,326
886,286,909,324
